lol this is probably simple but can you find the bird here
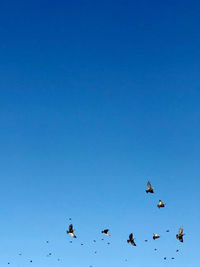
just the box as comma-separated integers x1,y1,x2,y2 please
176,249,179,252
153,233,160,240
164,257,167,260
176,226,184,242
146,181,154,193
157,200,166,208
101,229,110,236
145,239,148,242
67,224,76,238
127,233,136,246
166,230,170,232
171,257,175,260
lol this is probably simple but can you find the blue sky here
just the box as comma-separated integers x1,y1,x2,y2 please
0,0,199,266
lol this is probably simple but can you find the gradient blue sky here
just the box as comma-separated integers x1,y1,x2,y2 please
0,0,200,266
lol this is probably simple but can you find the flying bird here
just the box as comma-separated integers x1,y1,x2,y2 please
101,229,110,236
146,181,154,193
153,233,160,240
127,233,136,246
67,224,77,238
176,226,184,242
157,200,166,208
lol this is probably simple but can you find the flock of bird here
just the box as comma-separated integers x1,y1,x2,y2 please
6,181,185,265
65,181,185,264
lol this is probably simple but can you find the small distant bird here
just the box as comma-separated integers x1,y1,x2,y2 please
176,227,184,242
30,260,32,263
146,181,154,193
127,233,136,246
154,248,157,251
157,200,166,208
93,240,96,242
107,242,110,245
176,249,179,252
166,230,170,232
145,240,148,242
81,243,84,246
67,224,76,238
164,257,167,260
101,229,110,236
171,257,175,260
153,233,160,240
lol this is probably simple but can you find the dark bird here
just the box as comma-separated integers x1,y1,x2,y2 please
166,230,170,232
146,181,154,193
101,229,110,236
157,200,166,208
176,249,179,252
153,233,160,240
154,248,157,251
176,226,184,242
127,233,136,246
171,257,175,260
164,257,167,260
66,224,76,238
145,240,148,242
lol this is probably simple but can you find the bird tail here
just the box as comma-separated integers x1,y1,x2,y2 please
67,231,69,234
127,240,130,243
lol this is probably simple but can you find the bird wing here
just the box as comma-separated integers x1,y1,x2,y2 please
69,224,73,232
147,181,152,189
179,227,183,234
129,233,133,240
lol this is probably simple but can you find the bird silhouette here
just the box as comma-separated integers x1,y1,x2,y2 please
153,233,160,240
157,200,166,208
101,229,110,236
146,181,154,193
127,233,136,246
67,224,76,238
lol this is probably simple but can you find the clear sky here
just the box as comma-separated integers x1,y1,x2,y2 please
0,0,199,266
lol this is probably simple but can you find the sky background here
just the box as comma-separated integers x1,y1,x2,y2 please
0,0,200,266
